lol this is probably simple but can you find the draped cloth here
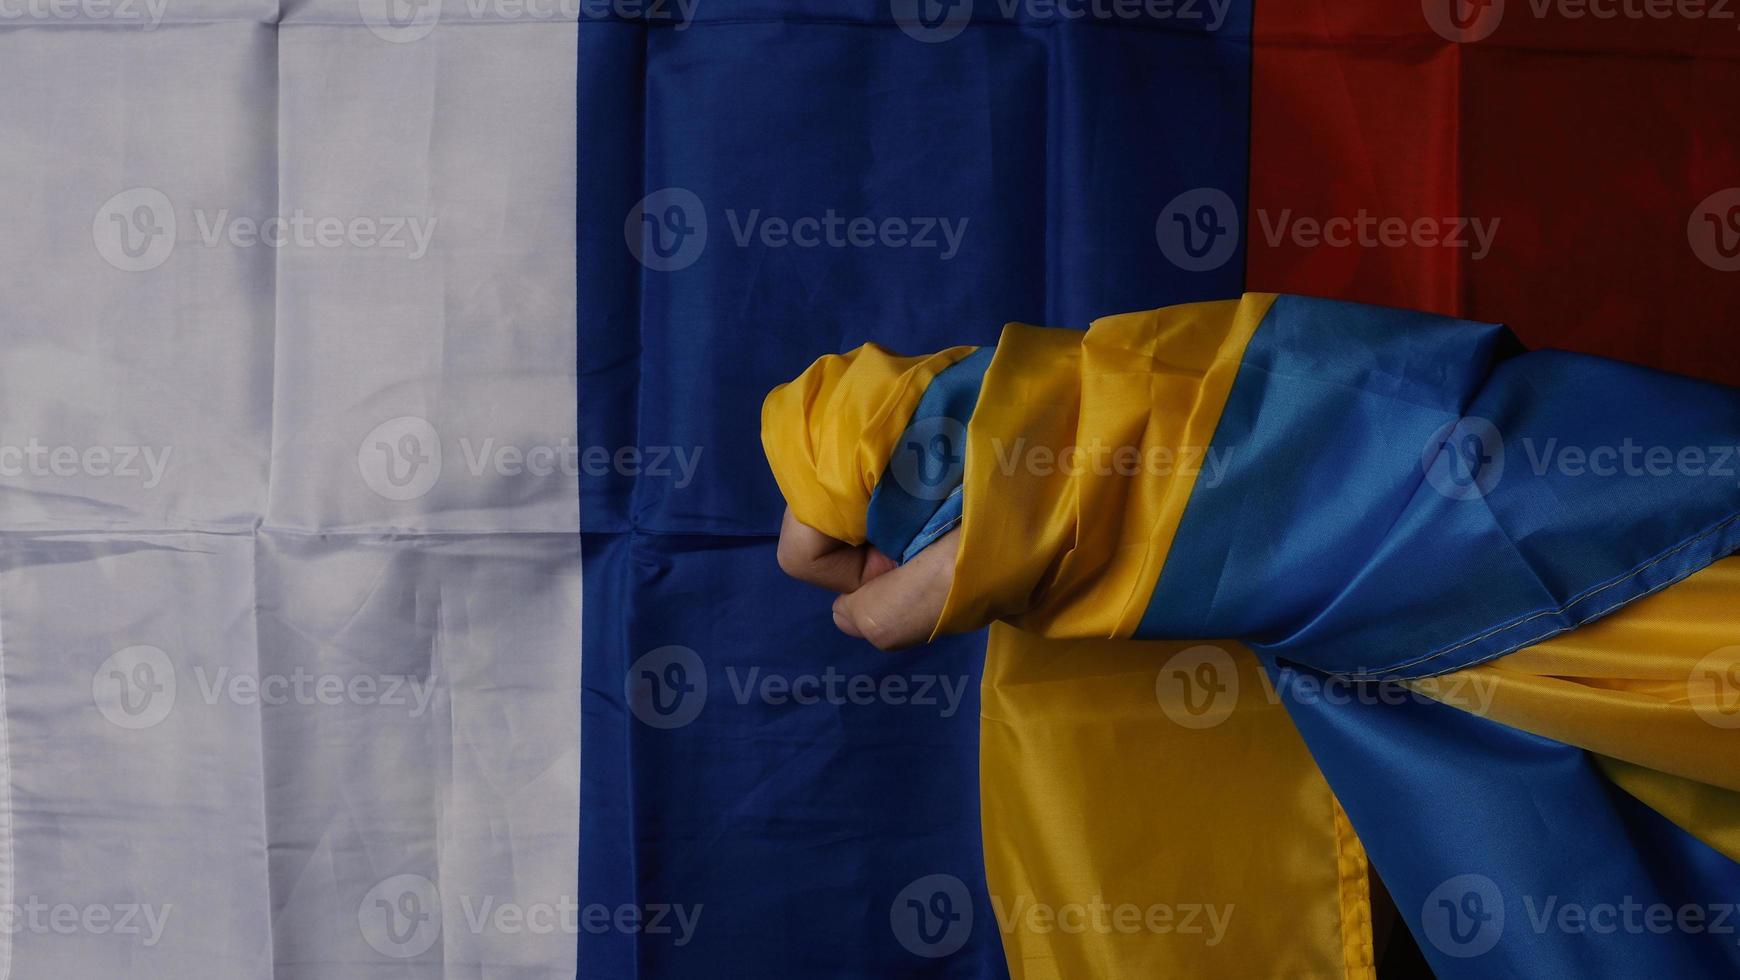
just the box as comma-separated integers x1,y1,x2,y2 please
763,293,1740,978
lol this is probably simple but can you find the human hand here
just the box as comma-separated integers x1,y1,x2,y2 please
774,507,958,651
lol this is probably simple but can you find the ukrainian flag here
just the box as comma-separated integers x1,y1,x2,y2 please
764,293,1740,978
577,3,1740,975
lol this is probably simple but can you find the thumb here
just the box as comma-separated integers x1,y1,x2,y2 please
832,530,959,651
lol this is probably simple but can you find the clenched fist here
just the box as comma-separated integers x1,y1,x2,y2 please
774,508,957,652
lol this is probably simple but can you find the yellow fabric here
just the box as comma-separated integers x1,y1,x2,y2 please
938,294,1275,638
760,342,976,544
758,297,1740,979
1331,798,1375,976
760,296,1367,979
1598,756,1740,865
962,299,1372,980
1415,556,1740,795
1415,556,1740,858
981,625,1374,980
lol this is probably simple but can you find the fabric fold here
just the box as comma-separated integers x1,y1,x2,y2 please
762,292,1740,679
761,291,1740,978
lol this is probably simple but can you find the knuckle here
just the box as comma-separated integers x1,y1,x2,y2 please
774,540,806,578
858,616,903,653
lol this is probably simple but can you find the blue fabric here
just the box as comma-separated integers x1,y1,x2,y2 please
577,9,1252,977
1143,294,1740,677
580,534,995,978
900,486,966,564
1270,659,1740,979
867,347,994,564
578,12,1740,975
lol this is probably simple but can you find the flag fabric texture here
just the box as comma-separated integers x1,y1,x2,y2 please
581,2,1740,978
6,2,1740,979
0,4,579,978
578,6,1248,979
581,1,1740,980
762,292,1740,977
3,1,1740,980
